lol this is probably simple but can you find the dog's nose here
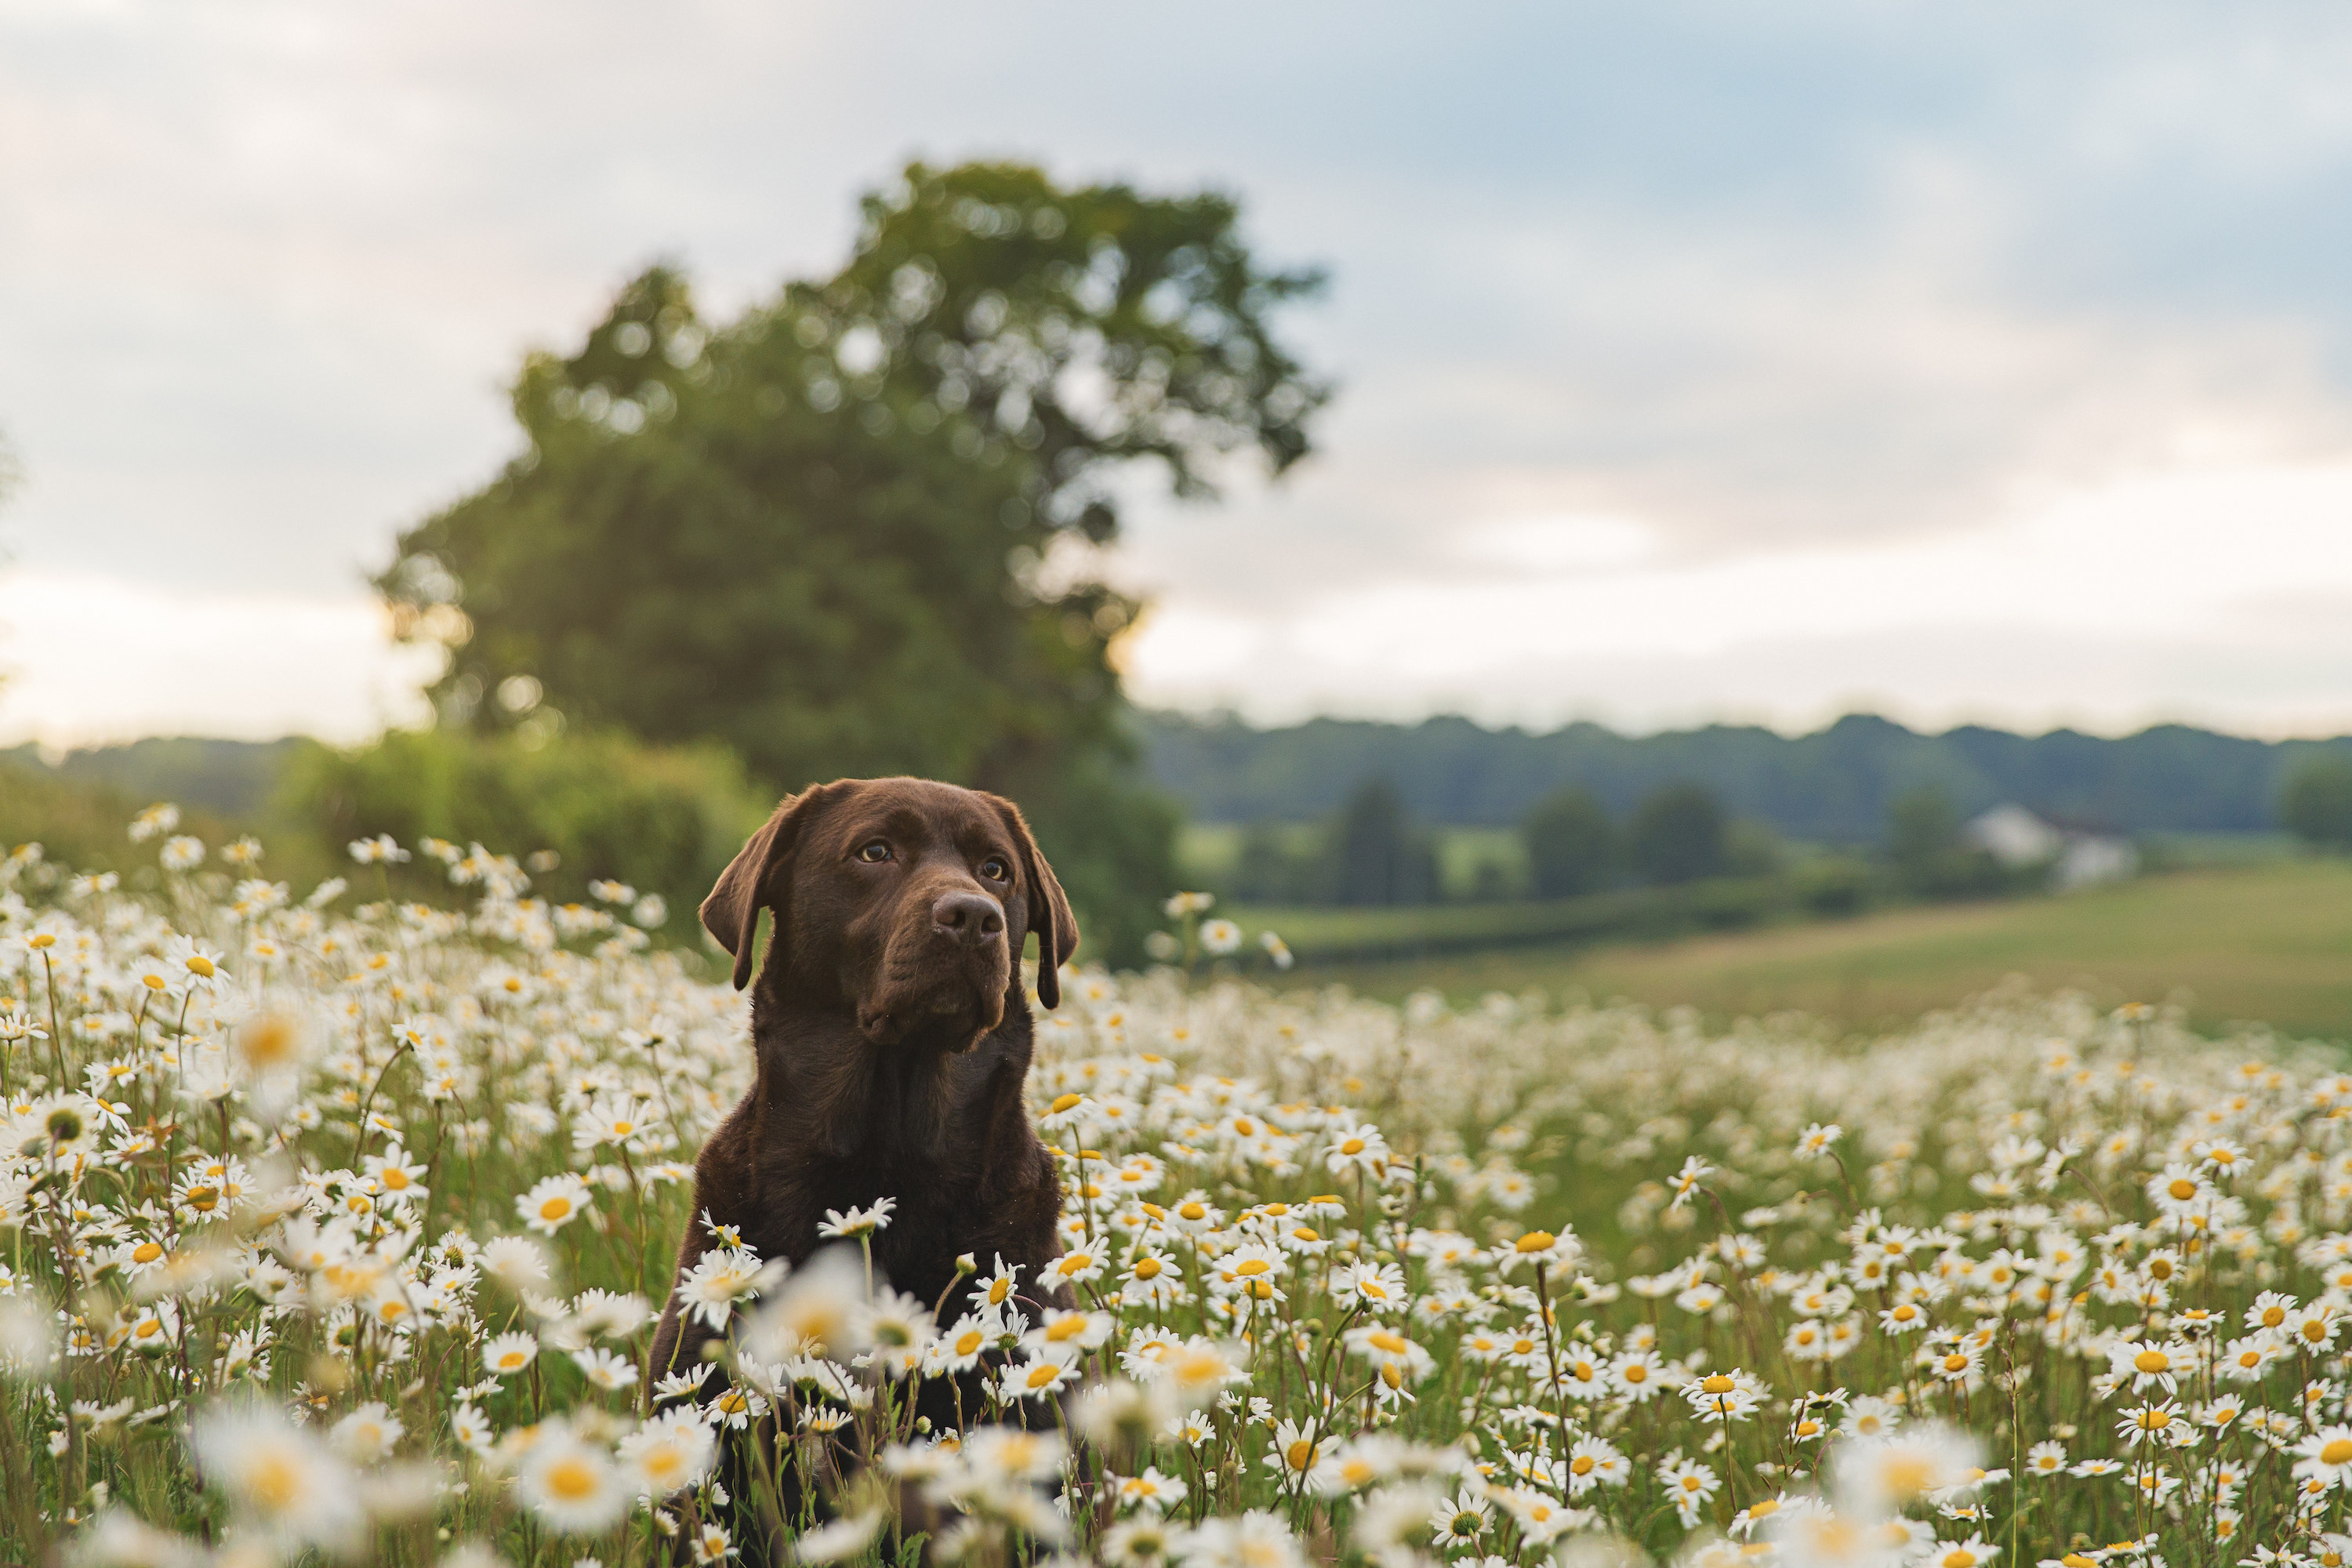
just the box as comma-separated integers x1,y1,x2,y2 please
932,891,1005,949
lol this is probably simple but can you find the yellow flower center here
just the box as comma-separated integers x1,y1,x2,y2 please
2168,1178,2196,1200
1050,1094,1083,1114
543,1455,599,1502
2323,1439,2352,1466
2135,1349,2169,1374
247,1450,300,1512
1515,1231,1555,1254
1881,1455,1933,1500
1286,1439,1316,1471
1701,1374,1735,1395
540,1197,571,1221
132,1242,163,1265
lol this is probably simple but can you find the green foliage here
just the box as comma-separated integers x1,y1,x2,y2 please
1789,854,1875,916
277,728,771,926
1520,785,1615,898
1626,782,1726,886
1880,785,2008,898
1323,779,1437,906
376,163,1327,967
1885,784,1961,870
831,161,1328,511
2280,754,2352,851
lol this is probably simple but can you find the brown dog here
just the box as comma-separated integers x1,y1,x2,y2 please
648,778,1077,1413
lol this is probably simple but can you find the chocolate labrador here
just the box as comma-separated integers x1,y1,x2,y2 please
648,779,1077,1471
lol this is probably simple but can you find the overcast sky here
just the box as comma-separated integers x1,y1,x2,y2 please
10,2,2352,747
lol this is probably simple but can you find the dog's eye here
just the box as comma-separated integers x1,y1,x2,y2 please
979,857,1008,882
856,840,893,864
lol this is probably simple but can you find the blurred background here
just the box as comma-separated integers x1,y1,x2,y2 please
11,2,2352,1028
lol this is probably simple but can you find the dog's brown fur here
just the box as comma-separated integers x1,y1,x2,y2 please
648,776,1077,1404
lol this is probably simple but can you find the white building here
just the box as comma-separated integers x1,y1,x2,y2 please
1963,804,2138,891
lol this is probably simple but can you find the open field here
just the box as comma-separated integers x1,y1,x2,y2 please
1282,857,2352,1038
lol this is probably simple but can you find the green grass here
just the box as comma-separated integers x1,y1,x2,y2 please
1219,877,1788,962
1279,858,2352,1040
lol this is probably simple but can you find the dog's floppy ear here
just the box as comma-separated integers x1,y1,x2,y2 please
993,798,1080,1010
702,786,832,991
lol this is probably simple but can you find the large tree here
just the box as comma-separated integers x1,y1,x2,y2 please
377,162,1327,960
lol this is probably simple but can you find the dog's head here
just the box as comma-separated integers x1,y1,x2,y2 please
698,778,1078,1047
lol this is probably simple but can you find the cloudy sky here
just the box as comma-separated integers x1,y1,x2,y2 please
10,2,2352,747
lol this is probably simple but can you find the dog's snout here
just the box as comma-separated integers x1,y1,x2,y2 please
931,891,1005,949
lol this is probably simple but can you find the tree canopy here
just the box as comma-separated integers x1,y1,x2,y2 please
1520,786,1615,898
376,162,1328,960
2281,755,2352,851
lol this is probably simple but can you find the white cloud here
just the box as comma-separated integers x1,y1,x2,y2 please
0,571,436,750
1120,457,2352,736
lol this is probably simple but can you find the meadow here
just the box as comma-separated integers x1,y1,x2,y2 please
1277,860,2352,1040
8,813,2352,1567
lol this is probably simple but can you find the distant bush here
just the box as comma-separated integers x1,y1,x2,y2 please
1627,782,1727,885
1323,778,1439,906
1521,786,1615,898
277,728,771,930
0,758,144,871
1883,784,2008,898
0,757,274,883
1790,855,1874,916
2281,755,2352,851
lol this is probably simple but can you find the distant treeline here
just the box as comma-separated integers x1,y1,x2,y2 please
1141,711,2352,837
